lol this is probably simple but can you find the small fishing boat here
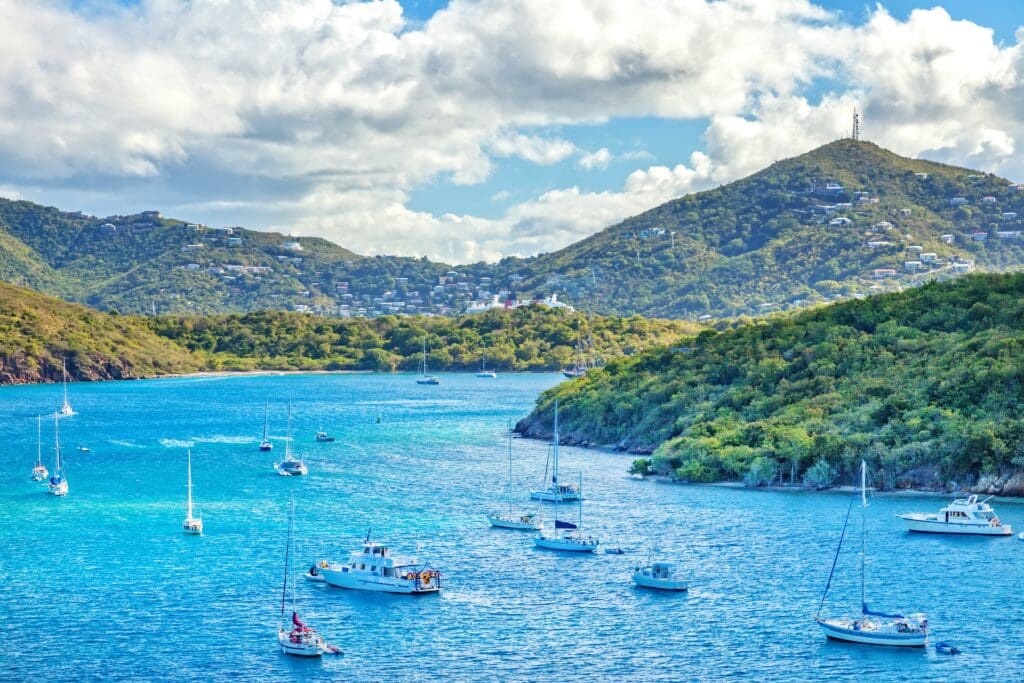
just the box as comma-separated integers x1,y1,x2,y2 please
58,359,75,417
475,354,497,378
47,413,68,496
815,461,928,647
534,472,599,553
31,415,48,481
632,561,688,591
487,421,541,530
182,449,203,535
316,534,441,594
278,498,340,657
259,403,273,452
897,495,1013,536
416,339,441,385
77,446,90,453
315,430,335,443
275,402,308,476
530,401,581,502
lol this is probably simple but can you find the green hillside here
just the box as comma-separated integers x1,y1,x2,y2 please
517,273,1024,495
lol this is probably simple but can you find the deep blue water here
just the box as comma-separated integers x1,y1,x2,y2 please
1,373,1022,682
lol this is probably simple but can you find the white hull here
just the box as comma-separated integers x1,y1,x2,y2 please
319,567,440,593
260,442,273,452
476,372,497,378
816,619,926,647
897,514,1012,536
530,490,581,502
416,377,440,385
48,482,68,496
183,519,203,535
278,631,324,657
632,574,688,591
276,461,308,476
59,405,75,417
487,513,541,530
31,468,48,482
533,535,598,553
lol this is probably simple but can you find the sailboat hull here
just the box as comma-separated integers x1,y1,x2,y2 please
487,514,541,530
530,490,581,502
182,519,203,535
816,619,926,647
533,535,599,552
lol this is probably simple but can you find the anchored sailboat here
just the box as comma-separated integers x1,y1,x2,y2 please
47,413,68,496
275,402,308,476
487,421,541,530
814,460,928,646
31,415,48,481
182,449,203,535
416,339,440,385
530,401,580,502
259,403,273,452
475,354,496,378
534,471,599,552
58,359,75,417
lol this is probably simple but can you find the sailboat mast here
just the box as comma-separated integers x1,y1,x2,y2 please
507,420,514,515
63,359,69,405
860,460,868,611
578,471,583,529
186,449,194,519
263,403,269,441
53,412,61,474
281,497,294,626
286,401,293,458
552,401,559,488
36,415,42,466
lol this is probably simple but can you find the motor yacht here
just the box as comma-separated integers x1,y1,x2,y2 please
897,495,1013,536
632,562,688,591
316,540,441,594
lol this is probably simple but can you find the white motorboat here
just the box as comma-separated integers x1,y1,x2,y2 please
815,461,928,647
416,339,441,385
534,472,599,553
182,449,203,535
475,354,497,378
632,561,688,591
58,358,75,417
897,495,1013,536
47,413,69,497
487,421,541,530
316,537,441,594
278,498,340,657
304,564,328,583
31,415,48,481
274,402,308,476
530,401,581,502
315,430,335,443
259,403,273,452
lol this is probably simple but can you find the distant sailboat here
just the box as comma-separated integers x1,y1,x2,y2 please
47,413,68,496
275,402,308,476
31,415,48,481
260,403,273,452
416,339,440,385
533,472,599,552
182,449,203,535
278,497,339,657
487,421,541,530
562,340,587,379
58,359,75,417
814,460,928,646
530,401,580,502
475,354,496,378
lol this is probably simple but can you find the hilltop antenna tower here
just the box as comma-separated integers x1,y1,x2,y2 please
851,109,860,141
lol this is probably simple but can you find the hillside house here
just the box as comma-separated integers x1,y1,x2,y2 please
858,196,879,204
996,231,1022,240
282,241,303,251
907,245,923,252
914,172,929,179
185,263,201,271
971,231,989,241
952,261,974,273
829,217,851,226
1003,212,1018,220
949,197,968,206
867,241,893,248
100,223,117,232
825,182,843,191
899,208,912,216
873,221,894,230
873,268,897,278
982,196,997,203
227,237,243,246
182,243,204,251
941,234,955,244
920,252,938,262
904,261,923,271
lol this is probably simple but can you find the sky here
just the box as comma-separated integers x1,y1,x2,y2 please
0,0,1022,264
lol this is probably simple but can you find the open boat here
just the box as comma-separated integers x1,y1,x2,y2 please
316,533,441,594
275,402,308,476
278,497,340,657
47,413,68,496
815,461,928,647
487,421,541,530
633,559,688,591
897,495,1012,536
58,359,75,417
530,401,580,502
534,472,599,553
416,339,441,385
31,415,48,481
182,449,203,535
259,403,273,452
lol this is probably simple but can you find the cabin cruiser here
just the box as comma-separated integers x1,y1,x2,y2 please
897,495,1013,536
632,562,688,591
315,431,335,443
816,613,929,647
315,541,441,594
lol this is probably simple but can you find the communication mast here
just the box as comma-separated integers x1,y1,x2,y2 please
851,109,860,141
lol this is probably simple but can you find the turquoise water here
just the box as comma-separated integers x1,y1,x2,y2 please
1,373,1022,682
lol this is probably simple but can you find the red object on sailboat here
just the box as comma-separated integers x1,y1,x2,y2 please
292,612,308,631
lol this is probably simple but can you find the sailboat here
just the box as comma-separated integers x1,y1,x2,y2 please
814,460,928,646
182,449,203,535
31,415,48,481
562,341,587,379
275,402,308,476
259,403,273,452
416,339,440,385
58,358,75,416
278,497,340,657
533,472,599,552
530,401,580,502
475,354,497,378
47,413,68,496
487,421,541,530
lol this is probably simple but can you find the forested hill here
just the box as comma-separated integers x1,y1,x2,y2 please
516,273,1024,496
507,140,1024,318
0,281,696,384
2,140,1023,319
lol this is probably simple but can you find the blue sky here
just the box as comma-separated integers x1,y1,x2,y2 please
1,0,1022,262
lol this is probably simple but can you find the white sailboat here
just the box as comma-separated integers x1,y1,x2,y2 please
275,402,308,476
182,449,203,535
58,358,75,417
47,413,68,496
416,339,440,385
31,415,48,481
530,401,580,502
475,354,496,378
278,497,340,657
259,403,273,452
815,461,928,647
487,421,541,530
533,472,599,552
